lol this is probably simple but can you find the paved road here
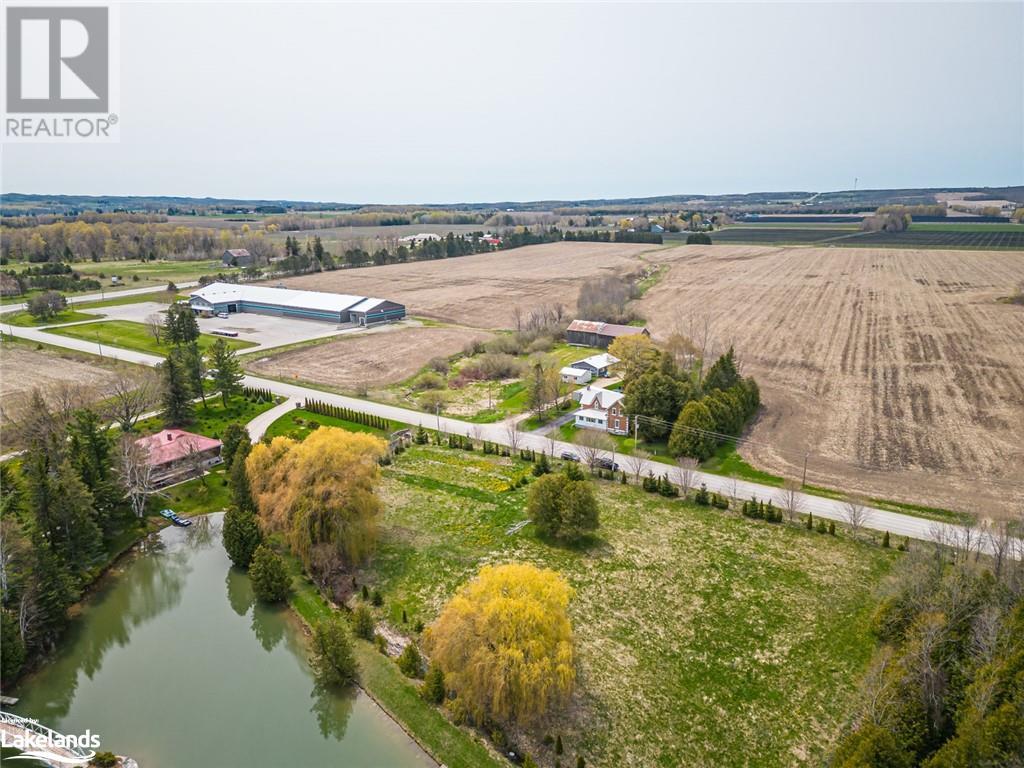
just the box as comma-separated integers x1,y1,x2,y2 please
2,281,200,314
4,321,1010,552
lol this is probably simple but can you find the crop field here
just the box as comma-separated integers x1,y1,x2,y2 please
637,245,1024,518
704,225,1024,249
245,325,493,390
276,241,672,329
367,445,895,767
0,341,126,426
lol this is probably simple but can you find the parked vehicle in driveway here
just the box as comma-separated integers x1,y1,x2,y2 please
560,451,579,462
595,457,620,472
216,312,229,319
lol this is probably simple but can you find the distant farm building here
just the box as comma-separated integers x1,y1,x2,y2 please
222,248,254,267
188,282,406,326
566,320,650,349
136,429,222,487
398,233,443,246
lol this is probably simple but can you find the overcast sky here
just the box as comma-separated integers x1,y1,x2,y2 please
2,1,1021,204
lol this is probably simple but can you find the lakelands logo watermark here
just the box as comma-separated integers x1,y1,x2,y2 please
0,727,100,765
3,2,120,142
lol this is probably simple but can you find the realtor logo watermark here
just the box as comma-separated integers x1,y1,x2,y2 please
3,3,120,142
1,727,100,765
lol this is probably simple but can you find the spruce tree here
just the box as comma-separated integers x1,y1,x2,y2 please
208,338,244,406
422,664,445,704
222,505,262,568
882,530,890,548
161,354,195,426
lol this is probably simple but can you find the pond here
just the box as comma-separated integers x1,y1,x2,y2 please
9,514,434,767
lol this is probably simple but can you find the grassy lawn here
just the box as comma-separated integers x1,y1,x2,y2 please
1,308,103,327
263,407,393,441
71,289,186,310
366,445,896,767
701,442,785,486
46,319,257,356
67,258,233,287
134,394,280,439
154,468,232,517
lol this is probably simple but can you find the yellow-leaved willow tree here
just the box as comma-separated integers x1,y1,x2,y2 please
245,427,387,570
424,563,575,726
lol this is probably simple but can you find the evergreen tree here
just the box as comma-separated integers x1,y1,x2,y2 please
50,460,104,571
623,371,685,440
66,409,122,536
702,347,740,393
0,610,25,682
397,642,423,678
161,354,195,426
249,545,290,602
668,401,717,460
353,604,375,641
229,453,255,514
220,422,250,471
311,614,357,686
175,343,207,410
24,533,75,651
208,338,244,406
222,505,262,568
883,530,891,548
164,303,200,346
532,451,551,476
422,664,446,704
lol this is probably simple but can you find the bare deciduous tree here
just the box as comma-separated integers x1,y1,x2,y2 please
146,313,165,344
842,494,872,535
504,422,523,453
575,429,613,473
119,435,162,518
104,369,159,433
677,456,699,497
778,479,804,522
624,450,649,483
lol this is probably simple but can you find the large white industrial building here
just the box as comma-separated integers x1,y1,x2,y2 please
188,282,406,326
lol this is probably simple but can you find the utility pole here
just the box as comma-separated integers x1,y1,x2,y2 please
801,450,810,488
435,403,441,433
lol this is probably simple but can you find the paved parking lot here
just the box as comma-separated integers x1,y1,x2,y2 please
82,301,354,351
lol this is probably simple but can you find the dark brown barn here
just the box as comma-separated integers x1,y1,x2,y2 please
566,320,650,349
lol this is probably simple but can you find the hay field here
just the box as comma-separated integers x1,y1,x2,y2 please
277,241,669,329
245,326,493,390
637,245,1024,517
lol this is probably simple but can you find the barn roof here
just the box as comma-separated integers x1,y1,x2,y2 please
224,248,251,257
348,297,386,313
135,429,222,467
567,320,648,337
190,282,368,313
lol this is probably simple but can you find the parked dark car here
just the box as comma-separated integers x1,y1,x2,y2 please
595,457,620,472
560,451,579,462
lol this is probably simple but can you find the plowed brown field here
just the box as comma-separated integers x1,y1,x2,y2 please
277,241,667,329
246,325,493,390
637,245,1024,518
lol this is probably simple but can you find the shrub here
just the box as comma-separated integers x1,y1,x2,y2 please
577,756,586,768
829,521,837,536
397,642,424,678
414,619,424,633
694,483,710,506
311,615,357,686
374,633,387,654
371,589,384,607
427,356,450,374
556,734,564,755
249,545,290,602
806,512,813,530
817,519,828,534
686,232,712,245
422,664,446,703
882,530,891,548
485,334,524,355
90,752,119,768
352,604,375,641
361,584,369,601
412,371,446,391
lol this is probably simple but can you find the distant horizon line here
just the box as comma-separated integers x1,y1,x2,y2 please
3,183,1021,210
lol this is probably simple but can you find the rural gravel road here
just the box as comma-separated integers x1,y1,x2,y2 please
5,321,1015,554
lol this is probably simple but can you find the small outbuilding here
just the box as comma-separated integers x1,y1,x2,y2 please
560,366,592,385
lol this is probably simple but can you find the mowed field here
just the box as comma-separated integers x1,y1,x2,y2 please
245,325,493,389
638,245,1024,517
277,242,669,329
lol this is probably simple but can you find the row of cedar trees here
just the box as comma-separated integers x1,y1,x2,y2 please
303,399,392,432
610,334,760,461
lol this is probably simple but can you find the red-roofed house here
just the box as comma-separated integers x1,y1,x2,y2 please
135,429,223,486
